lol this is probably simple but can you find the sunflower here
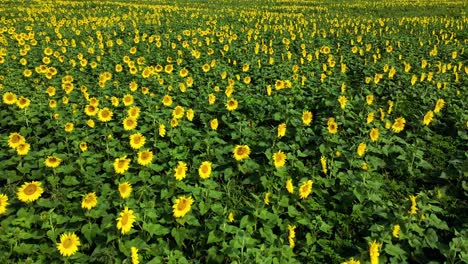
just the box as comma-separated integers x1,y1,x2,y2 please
273,150,287,168
423,110,434,126
123,94,134,106
275,80,285,90
179,68,189,77
186,109,194,121
45,156,61,168
342,258,361,264
118,182,133,199
16,96,30,109
162,95,173,106
131,247,139,264
338,96,348,109
277,123,286,138
128,106,140,118
64,123,74,133
56,232,81,257
198,161,212,179
174,161,188,181
129,133,146,150
228,212,234,223
81,192,98,210
409,195,418,215
367,112,375,124
264,192,270,205
116,207,136,234
3,92,17,105
111,96,119,107
123,117,138,131
84,104,98,116
357,143,366,157
17,181,44,203
159,124,166,137
114,157,131,174
98,108,113,122
79,142,88,152
87,119,95,128
434,98,445,113
391,117,406,133
225,98,238,111
299,180,313,199
288,225,296,248
302,111,312,126
210,118,218,130
172,105,185,119
233,145,251,161
370,128,379,142
16,142,30,156
327,117,338,134
366,95,374,105
137,150,153,166
173,196,194,218
392,225,401,238
0,194,8,215
369,240,381,264
208,94,216,105
320,156,327,174
286,179,294,194
8,132,25,149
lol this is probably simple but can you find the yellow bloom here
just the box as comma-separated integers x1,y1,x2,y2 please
137,150,153,166
129,133,146,149
159,124,166,137
233,145,251,161
278,123,286,138
186,109,194,121
56,232,81,257
369,240,381,264
367,112,375,124
118,182,132,199
434,98,445,113
208,93,216,105
172,105,185,119
123,117,138,131
17,181,44,203
286,179,294,194
87,119,95,128
264,192,270,205
370,128,379,142
98,107,113,122
423,111,434,126
320,156,327,174
173,196,194,218
0,194,9,215
392,224,401,238
288,225,296,248
3,92,17,105
342,258,361,264
162,95,173,106
198,161,212,179
273,150,287,168
16,96,30,109
128,106,140,119
409,195,418,215
366,95,374,105
8,132,25,149
228,212,234,223
64,123,74,133
362,162,369,170
357,143,366,157
116,207,136,234
81,192,98,210
114,156,131,174
226,98,238,111
123,94,134,106
171,118,179,128
174,161,188,181
299,180,313,199
84,104,98,116
131,247,139,264
210,118,218,130
302,111,313,126
392,117,406,133
327,117,338,134
338,95,348,109
387,100,394,114
45,156,61,168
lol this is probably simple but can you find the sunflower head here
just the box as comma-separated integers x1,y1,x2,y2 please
233,145,251,161
173,196,194,218
56,232,81,257
17,181,44,203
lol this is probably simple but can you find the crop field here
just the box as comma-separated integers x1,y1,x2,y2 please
0,0,467,263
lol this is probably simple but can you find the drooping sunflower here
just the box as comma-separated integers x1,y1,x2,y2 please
3,92,17,105
56,232,81,257
264,192,270,205
174,161,188,181
320,156,327,174
392,224,401,238
8,132,25,149
225,98,238,111
369,240,381,264
81,192,98,210
423,110,434,126
17,181,44,203
45,156,62,168
286,179,294,194
116,207,136,234
357,143,367,157
233,145,251,161
118,182,132,199
391,117,406,133
299,180,313,199
137,150,153,166
129,133,146,150
159,124,166,137
186,109,194,121
370,128,379,142
434,98,445,113
302,111,313,126
114,156,131,174
338,95,348,109
228,212,234,223
208,93,216,105
198,161,212,179
288,224,296,248
172,196,194,218
277,123,287,138
273,150,287,168
131,247,139,264
0,194,9,215
16,142,30,156
367,112,375,124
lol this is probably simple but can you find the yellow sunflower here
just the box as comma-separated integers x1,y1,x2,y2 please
210,118,218,130
357,143,366,157
369,240,381,264
327,117,338,134
233,145,251,161
45,156,61,168
98,107,113,122
198,161,212,179
174,161,188,181
288,224,296,248
277,123,286,138
302,111,313,126
116,207,136,234
123,94,134,106
299,180,313,199
3,92,17,105
123,117,138,131
159,124,166,137
286,179,294,194
79,142,88,152
172,106,185,119
137,150,153,166
128,106,140,118
320,156,327,174
131,247,139,264
392,117,406,133
8,132,25,149
129,133,146,150
81,192,98,210
0,194,9,215
118,182,132,199
423,111,434,126
162,95,173,106
366,94,374,105
17,181,44,203
172,196,194,218
84,104,98,116
208,93,216,105
338,95,348,109
370,128,379,142
273,150,287,168
64,123,74,133
56,232,81,257
225,98,238,111
186,109,194,121
16,142,30,156
434,98,445,113
228,212,234,223
16,96,31,109
114,157,131,174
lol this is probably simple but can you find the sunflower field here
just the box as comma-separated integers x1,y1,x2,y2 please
0,0,467,263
